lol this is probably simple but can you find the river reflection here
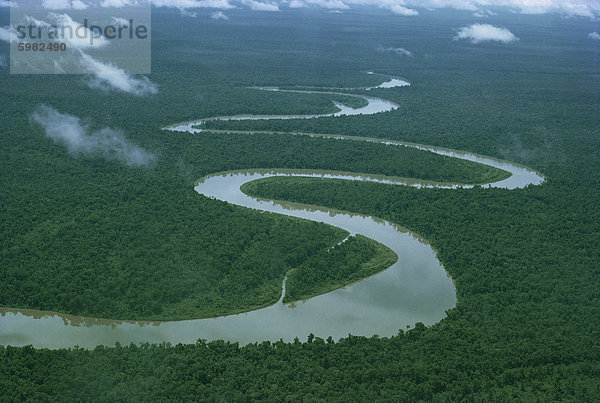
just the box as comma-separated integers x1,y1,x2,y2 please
0,80,544,349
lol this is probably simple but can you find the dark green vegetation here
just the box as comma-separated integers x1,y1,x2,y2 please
0,124,494,321
0,87,501,320
283,234,398,303
1,6,599,400
327,94,369,109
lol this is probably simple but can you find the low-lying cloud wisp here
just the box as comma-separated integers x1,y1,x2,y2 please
454,24,519,43
0,25,15,43
32,105,156,167
80,52,158,96
211,10,229,19
240,0,279,11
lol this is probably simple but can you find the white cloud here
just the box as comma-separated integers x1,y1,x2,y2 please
376,45,412,56
152,0,234,9
0,26,12,43
7,15,154,93
49,13,110,49
454,23,518,43
32,105,156,167
111,16,130,25
0,26,21,43
100,0,135,7
41,0,88,9
42,0,71,9
406,0,599,18
508,0,594,17
147,0,600,18
0,0,15,7
72,0,89,8
24,15,52,28
211,10,229,18
384,3,418,15
300,0,349,9
80,52,158,96
335,0,418,16
150,0,234,15
589,32,600,40
241,0,279,11
230,0,600,18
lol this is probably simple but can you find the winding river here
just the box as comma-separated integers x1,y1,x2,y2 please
0,78,544,349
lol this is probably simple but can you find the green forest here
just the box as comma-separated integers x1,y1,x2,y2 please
283,234,398,303
0,122,498,320
1,6,599,401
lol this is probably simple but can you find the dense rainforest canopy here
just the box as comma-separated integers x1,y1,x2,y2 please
1,6,599,400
